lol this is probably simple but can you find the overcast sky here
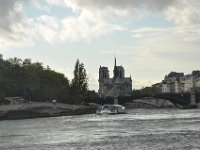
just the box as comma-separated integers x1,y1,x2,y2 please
0,0,200,91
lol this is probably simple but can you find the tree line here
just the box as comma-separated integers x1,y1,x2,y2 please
0,57,98,104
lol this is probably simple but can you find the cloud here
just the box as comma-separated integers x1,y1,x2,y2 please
165,0,200,25
31,0,50,12
1,0,200,48
0,0,127,48
47,0,178,21
47,0,200,26
35,14,125,43
0,0,34,48
131,25,200,58
131,25,200,44
0,0,20,32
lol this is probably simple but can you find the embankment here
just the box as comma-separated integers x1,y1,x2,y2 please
0,102,99,120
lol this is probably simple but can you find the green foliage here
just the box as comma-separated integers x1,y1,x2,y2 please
131,87,158,98
71,59,88,91
141,86,158,95
83,90,99,103
0,57,98,104
0,58,69,102
70,59,88,104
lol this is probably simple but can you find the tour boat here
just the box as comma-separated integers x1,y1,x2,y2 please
97,104,126,115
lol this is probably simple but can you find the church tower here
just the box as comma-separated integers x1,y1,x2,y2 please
98,66,110,97
98,57,132,98
99,66,109,82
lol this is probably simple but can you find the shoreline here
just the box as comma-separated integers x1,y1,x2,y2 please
1,100,199,121
0,102,99,121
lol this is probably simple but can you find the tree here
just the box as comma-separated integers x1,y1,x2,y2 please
0,57,70,102
8,57,22,66
71,59,88,103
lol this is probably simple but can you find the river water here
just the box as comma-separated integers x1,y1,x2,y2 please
0,109,200,150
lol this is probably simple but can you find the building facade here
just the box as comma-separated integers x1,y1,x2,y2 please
192,71,200,92
183,75,193,92
196,77,200,92
160,72,184,93
98,58,132,98
157,71,200,94
161,82,170,93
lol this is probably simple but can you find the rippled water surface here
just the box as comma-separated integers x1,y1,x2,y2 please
0,109,200,150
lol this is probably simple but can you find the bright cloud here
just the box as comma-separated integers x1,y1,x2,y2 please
0,0,34,48
1,0,200,47
165,0,200,25
47,0,177,18
35,14,125,43
131,25,200,66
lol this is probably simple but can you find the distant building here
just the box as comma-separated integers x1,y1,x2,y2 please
161,82,170,93
183,74,193,92
161,72,184,93
157,71,200,94
174,79,184,93
192,70,200,77
192,70,200,92
182,71,200,92
98,58,132,98
196,77,200,92
165,72,184,79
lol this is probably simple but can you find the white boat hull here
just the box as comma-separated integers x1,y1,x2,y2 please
97,104,126,115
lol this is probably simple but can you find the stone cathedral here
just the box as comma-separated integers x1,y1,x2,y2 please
98,58,132,98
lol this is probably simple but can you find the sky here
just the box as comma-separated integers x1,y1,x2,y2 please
0,0,200,91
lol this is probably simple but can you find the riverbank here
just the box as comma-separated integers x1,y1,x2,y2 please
0,102,99,121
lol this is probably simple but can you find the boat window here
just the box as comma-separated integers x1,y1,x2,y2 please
103,106,110,110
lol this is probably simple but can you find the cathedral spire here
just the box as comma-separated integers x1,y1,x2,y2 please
113,56,118,79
